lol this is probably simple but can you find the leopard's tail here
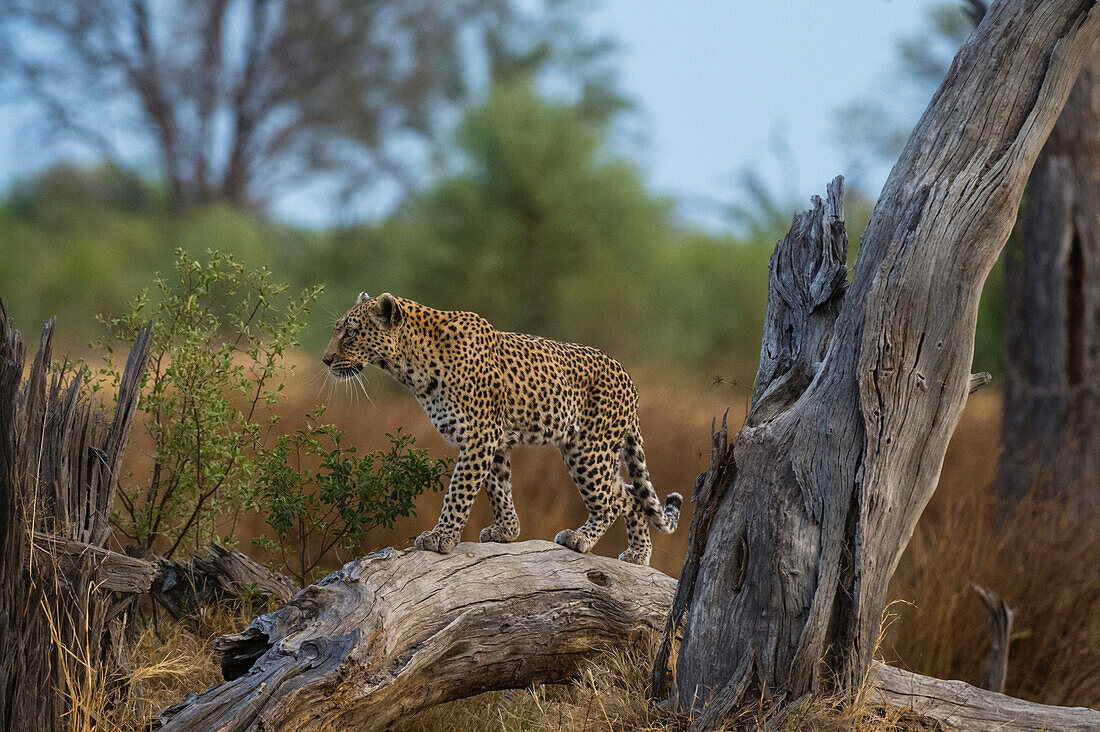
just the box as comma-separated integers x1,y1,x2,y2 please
622,423,682,533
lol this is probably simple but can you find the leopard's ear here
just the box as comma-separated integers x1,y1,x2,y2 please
369,292,402,329
357,291,370,304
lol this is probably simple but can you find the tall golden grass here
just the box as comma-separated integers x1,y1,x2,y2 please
884,395,1100,708
85,367,1098,729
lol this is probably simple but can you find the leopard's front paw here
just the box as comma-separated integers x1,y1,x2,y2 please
414,527,458,554
618,547,651,566
554,528,594,554
479,524,520,543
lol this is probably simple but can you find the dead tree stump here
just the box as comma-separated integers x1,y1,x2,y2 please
0,303,151,732
650,1,1100,722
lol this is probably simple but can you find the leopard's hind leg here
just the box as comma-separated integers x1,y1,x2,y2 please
554,444,624,554
619,483,653,565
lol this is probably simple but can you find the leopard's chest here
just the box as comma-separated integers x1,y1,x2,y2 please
418,389,462,446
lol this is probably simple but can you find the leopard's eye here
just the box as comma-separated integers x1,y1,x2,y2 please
344,328,359,340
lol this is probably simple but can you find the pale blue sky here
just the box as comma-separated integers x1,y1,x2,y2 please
0,1,945,230
585,0,943,226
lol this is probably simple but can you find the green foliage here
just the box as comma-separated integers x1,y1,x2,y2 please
0,171,313,343
7,164,163,217
252,407,452,587
370,81,675,359
90,249,323,557
0,79,1005,384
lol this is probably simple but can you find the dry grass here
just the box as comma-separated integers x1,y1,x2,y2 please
885,395,1100,709
53,603,253,732
93,373,1099,730
394,632,939,732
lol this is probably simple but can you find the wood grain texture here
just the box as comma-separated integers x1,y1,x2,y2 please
667,0,1100,719
35,535,158,594
153,540,677,732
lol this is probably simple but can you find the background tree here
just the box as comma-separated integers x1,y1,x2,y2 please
0,0,622,212
999,43,1100,510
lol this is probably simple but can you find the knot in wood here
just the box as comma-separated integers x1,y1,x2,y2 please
586,570,611,587
299,638,330,668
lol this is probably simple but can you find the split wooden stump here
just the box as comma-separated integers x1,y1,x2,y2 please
152,541,1100,731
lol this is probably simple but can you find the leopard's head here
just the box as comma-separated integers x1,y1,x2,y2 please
322,292,404,379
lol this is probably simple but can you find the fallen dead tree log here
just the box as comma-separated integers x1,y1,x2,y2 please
154,540,677,731
34,534,158,594
28,536,296,615
153,541,1100,731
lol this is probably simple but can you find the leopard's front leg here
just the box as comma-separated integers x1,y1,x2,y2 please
415,438,495,554
479,445,520,543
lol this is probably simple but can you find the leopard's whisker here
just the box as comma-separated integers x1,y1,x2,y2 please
342,376,356,405
354,371,375,406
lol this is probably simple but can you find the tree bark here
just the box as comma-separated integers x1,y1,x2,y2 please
1000,41,1100,511
656,0,1100,720
152,541,677,731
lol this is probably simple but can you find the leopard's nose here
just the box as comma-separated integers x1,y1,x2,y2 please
321,355,334,366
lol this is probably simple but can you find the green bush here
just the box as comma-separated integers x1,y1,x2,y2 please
90,249,323,557
252,406,453,587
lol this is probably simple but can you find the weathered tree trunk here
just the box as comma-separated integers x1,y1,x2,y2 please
150,541,1100,731
1000,41,1100,511
152,541,677,731
0,303,151,732
653,1,1100,721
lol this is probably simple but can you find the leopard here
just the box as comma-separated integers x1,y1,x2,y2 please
321,292,682,565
